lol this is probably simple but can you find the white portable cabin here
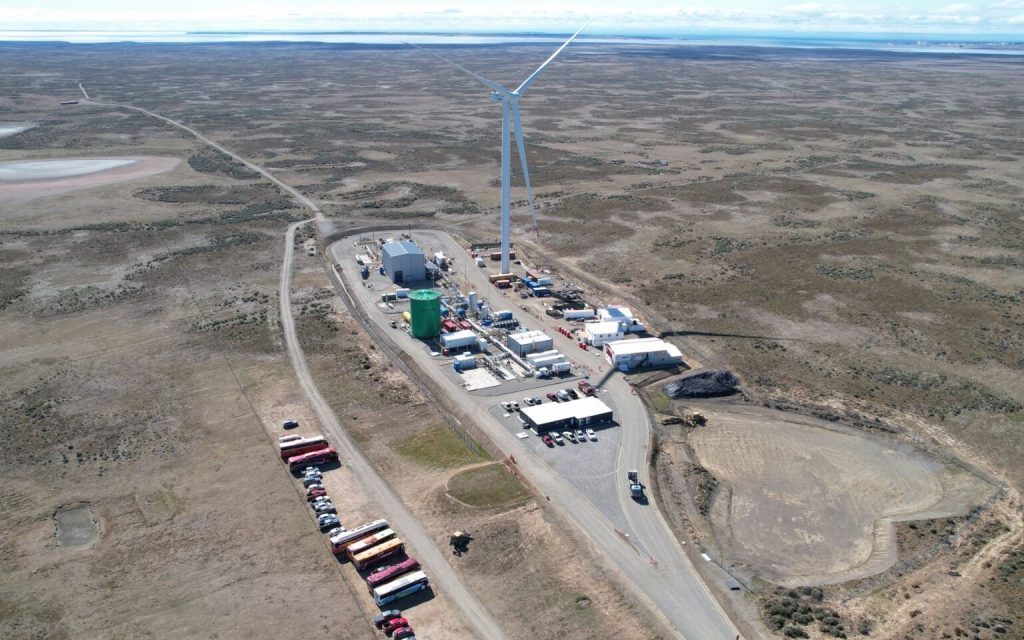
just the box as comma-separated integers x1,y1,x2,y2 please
583,320,624,347
506,330,553,357
603,337,683,371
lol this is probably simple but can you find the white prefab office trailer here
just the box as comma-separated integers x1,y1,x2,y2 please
440,329,478,350
506,330,553,356
520,396,613,432
583,320,624,347
381,241,426,284
603,337,683,371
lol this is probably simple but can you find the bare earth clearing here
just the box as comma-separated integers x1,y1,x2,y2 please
689,405,991,586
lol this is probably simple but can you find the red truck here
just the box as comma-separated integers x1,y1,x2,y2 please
577,380,597,396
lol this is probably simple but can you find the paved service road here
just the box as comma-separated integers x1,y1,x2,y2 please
330,230,740,640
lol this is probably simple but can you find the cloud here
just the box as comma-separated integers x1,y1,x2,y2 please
933,3,976,14
1,1,1023,34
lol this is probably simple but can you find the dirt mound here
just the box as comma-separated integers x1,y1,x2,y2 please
663,370,739,399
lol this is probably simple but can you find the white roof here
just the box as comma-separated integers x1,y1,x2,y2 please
599,305,634,320
441,329,476,342
604,337,682,357
508,330,551,345
520,396,612,425
584,321,623,335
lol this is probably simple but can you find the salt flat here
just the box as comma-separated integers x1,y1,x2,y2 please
0,122,33,138
0,158,135,181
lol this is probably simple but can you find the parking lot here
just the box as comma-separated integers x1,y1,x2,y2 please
489,389,630,534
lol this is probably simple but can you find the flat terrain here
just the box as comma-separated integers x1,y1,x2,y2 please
690,405,991,586
1,39,1022,640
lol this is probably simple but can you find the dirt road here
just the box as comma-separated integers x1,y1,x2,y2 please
281,221,506,639
82,90,508,639
81,86,324,221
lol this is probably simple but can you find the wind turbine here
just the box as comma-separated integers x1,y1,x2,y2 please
407,24,588,275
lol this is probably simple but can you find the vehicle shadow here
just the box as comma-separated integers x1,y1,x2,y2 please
381,586,436,611
291,459,342,476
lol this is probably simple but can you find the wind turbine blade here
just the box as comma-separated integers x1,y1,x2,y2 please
514,21,590,95
403,41,510,94
512,103,539,233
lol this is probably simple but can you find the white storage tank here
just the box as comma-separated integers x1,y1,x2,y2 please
563,308,596,321
526,349,561,364
467,291,478,313
440,329,478,350
395,288,411,299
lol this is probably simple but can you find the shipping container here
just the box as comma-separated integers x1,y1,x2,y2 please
494,279,511,289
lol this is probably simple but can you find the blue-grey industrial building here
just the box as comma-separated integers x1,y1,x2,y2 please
381,241,426,284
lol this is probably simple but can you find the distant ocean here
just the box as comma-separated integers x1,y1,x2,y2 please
1,30,1022,55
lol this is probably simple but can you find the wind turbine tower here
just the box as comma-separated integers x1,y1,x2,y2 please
408,24,588,274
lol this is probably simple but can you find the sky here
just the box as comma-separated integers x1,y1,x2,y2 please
2,0,1024,35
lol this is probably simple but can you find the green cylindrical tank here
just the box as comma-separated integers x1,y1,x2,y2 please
409,289,441,339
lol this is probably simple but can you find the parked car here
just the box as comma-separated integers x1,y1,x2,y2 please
318,514,340,532
282,419,299,429
563,431,576,443
302,476,323,488
325,526,345,538
500,401,514,412
556,390,570,401
373,610,402,629
531,396,542,405
586,428,597,441
542,434,554,447
313,503,336,515
307,488,328,500
575,429,586,442
522,397,535,406
551,432,565,445
393,627,416,640
566,388,579,400
382,617,409,635
546,392,559,401
510,400,520,411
